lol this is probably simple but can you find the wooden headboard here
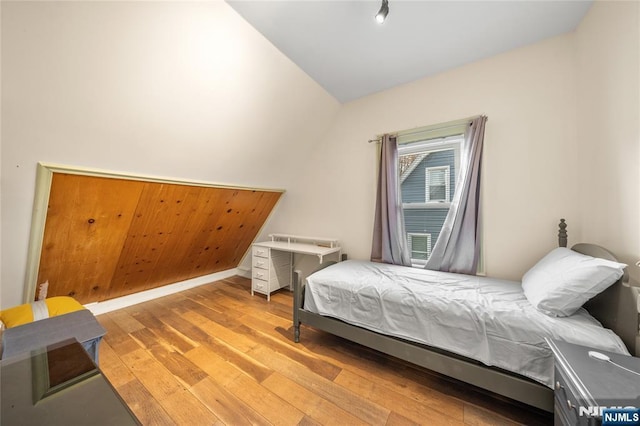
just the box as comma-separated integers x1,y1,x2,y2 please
559,219,640,356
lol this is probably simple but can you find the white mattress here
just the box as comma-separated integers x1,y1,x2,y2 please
304,260,629,387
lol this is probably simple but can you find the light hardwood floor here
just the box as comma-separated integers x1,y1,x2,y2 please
97,276,552,425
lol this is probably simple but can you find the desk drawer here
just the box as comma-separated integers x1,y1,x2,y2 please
252,246,269,259
250,243,293,300
252,257,268,270
554,367,597,426
253,269,269,281
554,366,578,424
252,278,268,294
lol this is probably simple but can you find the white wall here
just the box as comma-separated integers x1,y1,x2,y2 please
0,1,340,308
290,34,582,282
575,1,640,282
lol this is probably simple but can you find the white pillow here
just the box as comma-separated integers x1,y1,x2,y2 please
522,247,626,317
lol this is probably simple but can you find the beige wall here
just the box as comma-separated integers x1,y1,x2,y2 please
0,1,340,307
2,1,638,308
288,1,639,283
575,0,640,282
291,34,582,282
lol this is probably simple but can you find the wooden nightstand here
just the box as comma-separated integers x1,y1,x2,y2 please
547,339,640,425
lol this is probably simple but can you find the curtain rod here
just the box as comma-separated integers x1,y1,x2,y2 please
367,114,484,143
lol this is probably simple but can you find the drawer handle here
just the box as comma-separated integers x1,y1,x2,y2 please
256,272,265,279
256,261,265,267
555,381,563,391
567,400,575,411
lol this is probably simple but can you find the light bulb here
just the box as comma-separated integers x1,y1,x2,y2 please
375,0,389,24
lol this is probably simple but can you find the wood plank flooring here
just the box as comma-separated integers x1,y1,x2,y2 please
97,276,552,425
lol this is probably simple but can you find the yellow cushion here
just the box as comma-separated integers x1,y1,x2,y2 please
0,297,84,328
45,296,84,317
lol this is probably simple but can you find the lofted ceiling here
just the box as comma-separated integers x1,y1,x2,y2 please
227,0,593,103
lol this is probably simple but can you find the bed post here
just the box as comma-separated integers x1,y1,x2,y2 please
558,218,567,248
293,269,301,343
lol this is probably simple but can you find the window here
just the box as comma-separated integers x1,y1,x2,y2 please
398,131,464,266
407,233,431,266
425,166,450,202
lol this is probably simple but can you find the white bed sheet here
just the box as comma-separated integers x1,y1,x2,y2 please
304,260,629,387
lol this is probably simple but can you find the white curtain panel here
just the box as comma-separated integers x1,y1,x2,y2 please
371,135,412,266
425,116,487,275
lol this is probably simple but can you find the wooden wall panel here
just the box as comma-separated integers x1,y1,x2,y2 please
107,182,195,299
197,190,282,274
145,185,224,287
37,174,145,302
36,173,282,304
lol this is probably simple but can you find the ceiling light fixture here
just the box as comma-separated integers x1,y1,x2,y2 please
375,0,389,24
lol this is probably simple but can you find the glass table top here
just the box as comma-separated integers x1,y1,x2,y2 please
1,338,139,426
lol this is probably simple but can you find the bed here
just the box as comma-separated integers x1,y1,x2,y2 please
292,221,640,412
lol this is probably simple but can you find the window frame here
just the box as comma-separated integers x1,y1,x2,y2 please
425,165,451,203
407,232,432,267
397,133,463,268
398,135,462,210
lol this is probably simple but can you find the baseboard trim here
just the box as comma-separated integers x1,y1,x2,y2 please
236,266,251,279
84,269,238,315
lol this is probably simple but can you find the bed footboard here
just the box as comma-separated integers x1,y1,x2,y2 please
293,261,337,343
293,268,303,343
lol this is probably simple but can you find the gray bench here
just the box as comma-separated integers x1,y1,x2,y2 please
2,310,105,364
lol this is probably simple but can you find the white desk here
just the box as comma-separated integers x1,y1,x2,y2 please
251,234,341,301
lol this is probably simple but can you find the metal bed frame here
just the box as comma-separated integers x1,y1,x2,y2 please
292,220,640,412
